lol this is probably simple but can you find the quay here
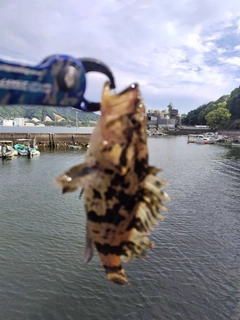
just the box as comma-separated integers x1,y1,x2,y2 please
0,132,91,148
0,129,239,148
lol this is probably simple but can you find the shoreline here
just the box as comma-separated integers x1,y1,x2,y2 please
0,132,91,148
0,129,239,148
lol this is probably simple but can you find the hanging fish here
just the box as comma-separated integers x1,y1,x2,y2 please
55,82,169,285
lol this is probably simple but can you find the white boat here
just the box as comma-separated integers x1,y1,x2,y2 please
205,132,226,142
152,131,165,136
0,140,18,159
14,139,40,157
146,130,153,136
232,142,240,148
187,134,215,144
68,145,82,150
195,135,215,144
187,134,199,143
205,132,216,138
147,130,165,136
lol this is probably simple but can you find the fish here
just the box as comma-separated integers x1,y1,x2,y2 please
54,82,169,285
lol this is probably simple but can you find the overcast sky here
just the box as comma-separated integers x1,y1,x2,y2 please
1,0,240,114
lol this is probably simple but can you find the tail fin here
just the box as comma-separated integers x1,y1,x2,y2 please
99,253,129,285
105,264,129,285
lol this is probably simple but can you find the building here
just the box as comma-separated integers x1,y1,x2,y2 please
169,109,178,118
147,109,180,128
13,118,25,126
157,116,176,128
2,118,25,126
2,119,14,126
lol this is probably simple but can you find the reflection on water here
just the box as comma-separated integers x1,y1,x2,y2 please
0,136,239,320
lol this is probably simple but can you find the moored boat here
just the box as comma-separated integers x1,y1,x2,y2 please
68,145,82,150
195,135,215,144
0,140,18,159
187,134,199,143
152,131,165,136
205,132,226,143
187,134,215,144
232,142,240,148
14,139,40,157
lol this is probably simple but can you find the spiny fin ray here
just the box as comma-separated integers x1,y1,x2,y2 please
119,170,170,263
54,161,98,194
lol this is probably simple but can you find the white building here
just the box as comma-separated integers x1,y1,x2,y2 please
2,119,14,126
13,118,25,126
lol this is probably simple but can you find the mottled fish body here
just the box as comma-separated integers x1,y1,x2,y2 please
55,82,169,285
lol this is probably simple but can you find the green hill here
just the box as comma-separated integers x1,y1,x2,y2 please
0,105,99,126
183,86,240,129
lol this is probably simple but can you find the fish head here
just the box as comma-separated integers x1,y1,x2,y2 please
100,82,147,139
91,82,147,173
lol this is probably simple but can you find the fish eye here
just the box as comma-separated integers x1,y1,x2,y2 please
130,116,138,125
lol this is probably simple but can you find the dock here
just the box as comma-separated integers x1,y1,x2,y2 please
0,132,91,148
0,129,239,148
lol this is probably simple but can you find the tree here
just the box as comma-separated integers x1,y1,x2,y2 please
184,104,206,125
205,107,231,129
215,95,230,104
167,103,173,117
198,101,227,124
226,86,240,119
180,113,187,124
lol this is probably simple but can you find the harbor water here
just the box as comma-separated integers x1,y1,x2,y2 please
0,136,239,320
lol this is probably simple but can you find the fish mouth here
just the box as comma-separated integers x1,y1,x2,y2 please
118,83,139,95
101,82,143,117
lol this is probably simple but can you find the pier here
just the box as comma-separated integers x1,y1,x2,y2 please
0,129,239,148
0,132,91,148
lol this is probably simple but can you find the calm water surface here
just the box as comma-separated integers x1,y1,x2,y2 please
0,136,239,320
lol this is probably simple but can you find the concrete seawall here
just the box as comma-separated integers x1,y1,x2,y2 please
1,129,239,148
0,132,91,148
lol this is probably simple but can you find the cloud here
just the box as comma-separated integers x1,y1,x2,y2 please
219,56,240,67
234,45,240,51
0,0,240,113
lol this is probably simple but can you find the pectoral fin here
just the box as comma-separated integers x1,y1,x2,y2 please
54,161,98,194
83,225,94,264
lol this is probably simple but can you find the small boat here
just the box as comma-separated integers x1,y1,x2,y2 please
187,134,199,143
14,139,40,157
152,131,164,136
196,135,215,144
232,141,240,148
68,145,82,150
146,130,153,136
205,132,226,142
146,130,166,136
188,134,215,144
0,140,18,159
205,132,216,138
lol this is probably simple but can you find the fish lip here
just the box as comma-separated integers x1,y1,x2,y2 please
101,82,142,116
118,83,139,95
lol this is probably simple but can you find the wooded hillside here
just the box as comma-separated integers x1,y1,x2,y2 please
183,86,240,129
